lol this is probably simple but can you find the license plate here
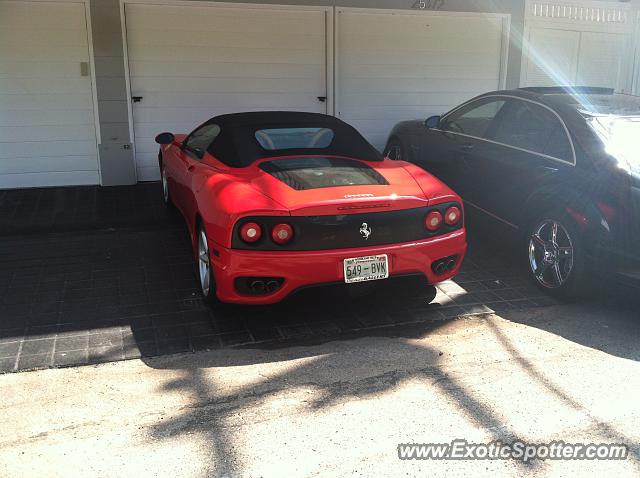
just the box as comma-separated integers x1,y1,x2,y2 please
343,254,389,284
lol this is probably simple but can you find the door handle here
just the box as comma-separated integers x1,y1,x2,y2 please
537,165,558,172
187,165,195,172
131,96,143,103
317,96,327,103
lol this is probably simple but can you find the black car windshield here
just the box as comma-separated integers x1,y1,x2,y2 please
255,128,335,150
587,115,640,175
259,157,388,191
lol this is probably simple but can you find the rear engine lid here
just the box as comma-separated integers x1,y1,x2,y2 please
259,157,388,190
252,156,429,215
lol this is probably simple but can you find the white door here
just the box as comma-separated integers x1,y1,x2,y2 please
125,3,329,181
336,9,508,151
523,28,580,87
521,1,634,92
0,1,99,188
523,28,631,90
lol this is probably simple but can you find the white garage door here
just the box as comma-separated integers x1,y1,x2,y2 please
521,1,634,92
0,1,99,189
336,9,508,151
522,28,631,90
125,3,329,181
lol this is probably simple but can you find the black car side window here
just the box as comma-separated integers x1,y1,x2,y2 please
441,99,507,139
184,124,221,160
492,100,573,163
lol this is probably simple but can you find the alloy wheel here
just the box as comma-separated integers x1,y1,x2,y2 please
528,220,574,289
198,229,211,296
161,166,169,203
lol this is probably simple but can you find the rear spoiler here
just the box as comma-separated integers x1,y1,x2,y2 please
518,86,615,95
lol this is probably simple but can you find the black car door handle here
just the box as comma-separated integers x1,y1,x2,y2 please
187,165,195,172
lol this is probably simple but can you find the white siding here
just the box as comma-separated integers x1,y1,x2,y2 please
0,1,99,189
521,1,634,91
336,9,507,151
125,3,328,181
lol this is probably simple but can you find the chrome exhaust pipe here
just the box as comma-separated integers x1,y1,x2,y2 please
250,280,266,294
446,259,456,272
266,280,280,293
434,261,447,275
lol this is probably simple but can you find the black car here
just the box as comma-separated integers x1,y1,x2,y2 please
385,87,640,297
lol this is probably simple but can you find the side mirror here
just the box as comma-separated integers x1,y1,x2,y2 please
155,132,175,145
425,116,441,129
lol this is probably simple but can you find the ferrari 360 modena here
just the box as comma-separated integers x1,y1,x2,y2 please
155,112,466,304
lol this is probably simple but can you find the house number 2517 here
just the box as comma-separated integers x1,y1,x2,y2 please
412,0,445,10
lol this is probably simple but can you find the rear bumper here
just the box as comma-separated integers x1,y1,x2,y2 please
210,230,467,304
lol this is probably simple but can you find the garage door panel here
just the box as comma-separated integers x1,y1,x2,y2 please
341,33,502,55
135,77,324,95
0,109,93,127
128,61,324,80
0,1,98,188
126,5,325,35
0,26,88,47
132,106,312,126
0,140,97,160
126,28,323,51
0,156,97,175
0,78,94,95
0,124,96,143
343,63,503,80
1,1,86,29
0,61,87,79
0,171,99,189
342,92,484,108
126,3,328,181
337,10,506,150
341,78,501,94
126,45,322,65
340,104,453,121
0,93,93,111
134,92,321,109
0,45,89,62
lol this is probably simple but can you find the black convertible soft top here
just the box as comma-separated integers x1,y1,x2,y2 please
201,111,382,167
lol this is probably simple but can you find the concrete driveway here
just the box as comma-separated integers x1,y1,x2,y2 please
1,184,556,373
1,300,639,477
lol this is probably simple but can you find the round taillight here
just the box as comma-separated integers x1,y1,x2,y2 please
425,211,443,231
272,223,293,244
240,222,262,243
444,206,461,226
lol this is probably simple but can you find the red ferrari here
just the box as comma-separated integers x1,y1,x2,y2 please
155,112,466,304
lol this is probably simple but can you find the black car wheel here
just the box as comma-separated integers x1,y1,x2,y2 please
383,139,407,161
525,213,588,299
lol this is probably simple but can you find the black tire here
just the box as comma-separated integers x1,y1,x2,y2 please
524,211,590,299
383,138,409,161
196,223,219,305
